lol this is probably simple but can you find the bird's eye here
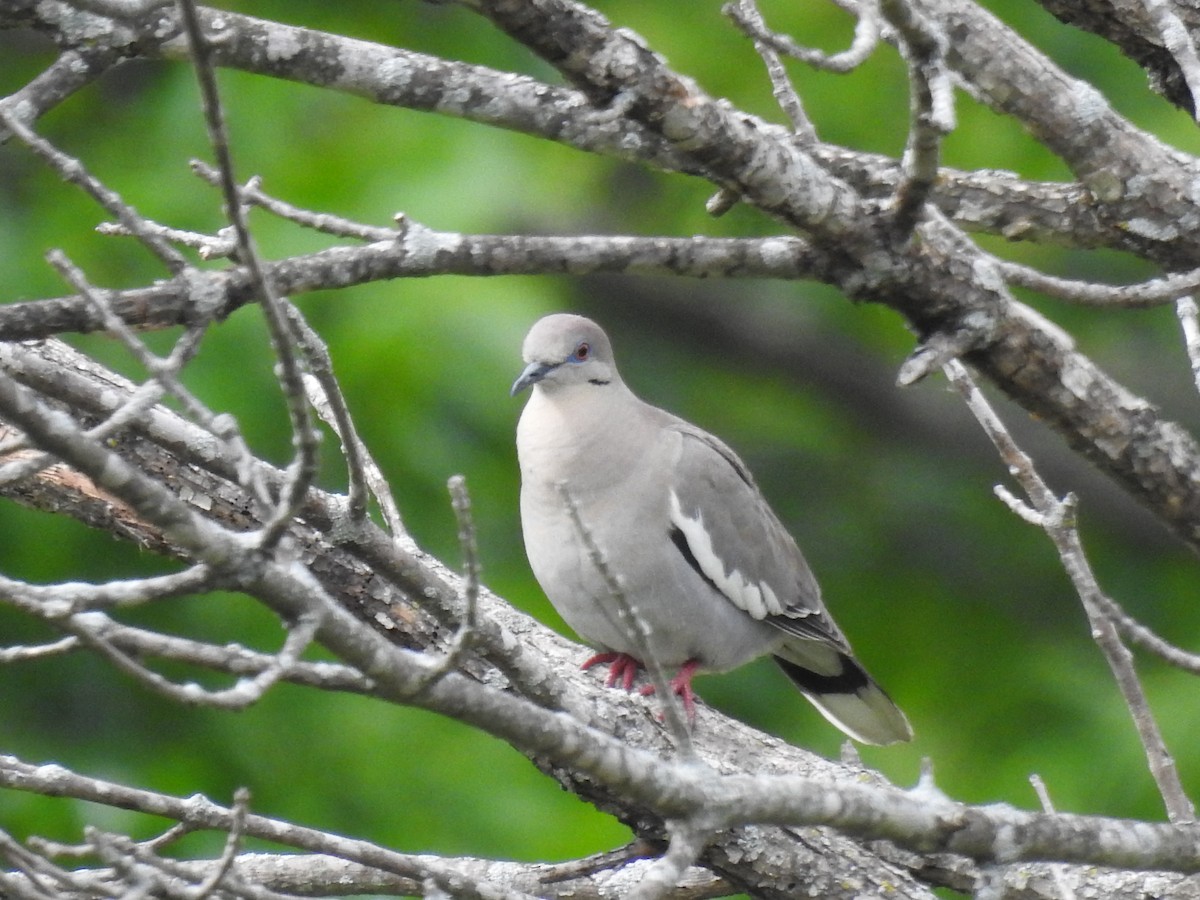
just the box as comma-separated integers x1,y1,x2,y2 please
573,342,590,361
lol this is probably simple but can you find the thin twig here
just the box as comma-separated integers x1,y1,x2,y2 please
144,822,196,855
0,829,66,897
628,822,712,900
0,107,187,273
34,614,374,694
0,232,827,345
64,609,323,711
44,249,275,510
555,482,695,758
725,0,880,74
194,787,250,900
0,48,124,144
448,474,481,640
880,0,954,235
97,219,238,259
302,371,401,531
177,0,320,553
407,476,482,695
709,0,820,220
726,0,817,142
1138,0,1200,123
999,257,1200,308
0,565,215,616
1176,296,1200,395
0,638,79,664
190,161,398,242
1,754,542,900
1029,775,1078,900
944,360,1195,823
289,308,377,524
1093,590,1200,676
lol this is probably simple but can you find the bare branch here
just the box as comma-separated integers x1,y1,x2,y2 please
944,360,1196,823
726,0,881,73
408,475,484,695
1177,296,1200,395
97,218,238,259
9,743,1200,879
0,609,378,699
43,249,275,513
0,48,124,142
289,311,378,525
0,565,214,616
63,608,323,711
8,3,1200,895
0,337,565,711
0,232,825,342
0,108,187,274
0,846,735,900
4,330,1200,888
190,161,398,243
0,638,79,664
1093,592,1200,677
628,823,713,900
998,258,1200,308
10,0,1158,259
1137,0,1200,123
0,756,563,899
0,828,72,898
177,0,321,552
926,0,1195,261
724,0,817,142
1029,775,1079,900
881,0,955,234
184,787,250,899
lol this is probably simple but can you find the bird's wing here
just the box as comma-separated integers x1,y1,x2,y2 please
665,421,851,651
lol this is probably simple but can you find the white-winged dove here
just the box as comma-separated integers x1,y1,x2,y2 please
512,313,912,745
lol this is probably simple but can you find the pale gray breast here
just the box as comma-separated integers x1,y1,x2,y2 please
519,398,782,668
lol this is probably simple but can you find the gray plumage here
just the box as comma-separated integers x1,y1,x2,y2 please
512,313,912,745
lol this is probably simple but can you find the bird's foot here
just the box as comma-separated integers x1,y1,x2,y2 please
639,659,701,723
582,654,701,723
581,651,642,691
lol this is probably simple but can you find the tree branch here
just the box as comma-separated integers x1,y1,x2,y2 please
2,337,1200,896
944,360,1195,823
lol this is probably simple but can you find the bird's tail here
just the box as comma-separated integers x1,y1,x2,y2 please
774,647,912,745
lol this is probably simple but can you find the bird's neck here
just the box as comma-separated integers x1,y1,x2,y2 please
518,382,648,485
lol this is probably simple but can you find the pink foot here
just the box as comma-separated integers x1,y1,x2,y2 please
581,652,642,691
639,659,701,723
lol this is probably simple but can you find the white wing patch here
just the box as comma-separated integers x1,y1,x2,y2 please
668,489,785,620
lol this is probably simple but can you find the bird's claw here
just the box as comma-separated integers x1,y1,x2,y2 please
582,654,701,723
581,651,641,691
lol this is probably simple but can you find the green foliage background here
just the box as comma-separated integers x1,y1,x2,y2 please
3,0,1200,879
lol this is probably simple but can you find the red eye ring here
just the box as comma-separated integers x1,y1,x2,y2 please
575,342,590,360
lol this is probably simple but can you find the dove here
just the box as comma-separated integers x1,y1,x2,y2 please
512,313,911,744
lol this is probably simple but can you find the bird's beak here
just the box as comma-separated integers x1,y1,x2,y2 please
511,361,555,397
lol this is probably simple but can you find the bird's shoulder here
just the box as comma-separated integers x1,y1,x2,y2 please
654,412,761,494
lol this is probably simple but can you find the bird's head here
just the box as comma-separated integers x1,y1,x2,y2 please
511,314,620,397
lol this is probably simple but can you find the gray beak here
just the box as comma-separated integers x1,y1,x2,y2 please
511,361,556,397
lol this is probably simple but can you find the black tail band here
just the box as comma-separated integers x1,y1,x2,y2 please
774,654,869,696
